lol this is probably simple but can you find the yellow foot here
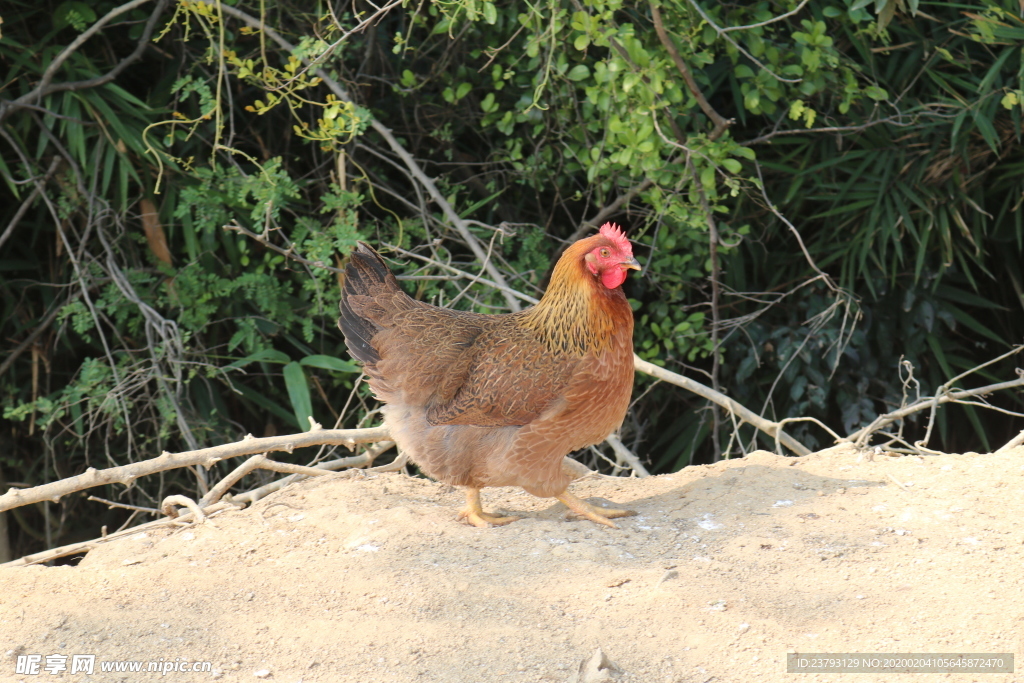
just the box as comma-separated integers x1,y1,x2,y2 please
457,487,520,528
457,508,520,528
556,490,636,528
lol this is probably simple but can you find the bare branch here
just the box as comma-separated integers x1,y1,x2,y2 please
633,355,812,456
846,348,1024,447
161,494,207,522
753,161,842,290
0,503,238,568
997,429,1024,453
87,496,160,514
583,179,654,230
741,115,915,146
605,433,650,477
0,426,389,513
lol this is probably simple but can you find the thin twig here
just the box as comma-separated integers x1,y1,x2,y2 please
742,115,915,146
223,440,395,506
774,416,844,454
886,473,911,491
650,2,732,139
383,244,539,305
753,161,841,289
720,0,811,32
0,157,63,251
87,496,161,514
0,294,79,379
682,0,800,84
846,348,1024,447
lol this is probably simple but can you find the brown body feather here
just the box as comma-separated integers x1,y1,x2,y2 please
339,234,635,499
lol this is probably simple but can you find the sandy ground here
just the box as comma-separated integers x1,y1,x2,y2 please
1,443,1022,683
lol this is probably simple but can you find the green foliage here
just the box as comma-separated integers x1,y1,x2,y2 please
1,0,1023,560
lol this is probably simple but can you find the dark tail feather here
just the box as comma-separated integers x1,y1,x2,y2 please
338,242,400,365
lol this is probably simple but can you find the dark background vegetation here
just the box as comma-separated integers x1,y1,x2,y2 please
1,0,1022,561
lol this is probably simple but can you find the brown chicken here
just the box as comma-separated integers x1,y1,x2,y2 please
339,223,640,528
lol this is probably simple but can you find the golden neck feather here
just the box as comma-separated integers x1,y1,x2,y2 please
520,239,630,356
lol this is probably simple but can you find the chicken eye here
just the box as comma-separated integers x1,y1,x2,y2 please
599,248,610,258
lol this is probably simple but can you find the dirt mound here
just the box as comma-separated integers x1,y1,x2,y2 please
2,444,1022,682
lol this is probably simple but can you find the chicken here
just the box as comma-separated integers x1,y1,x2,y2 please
338,223,641,528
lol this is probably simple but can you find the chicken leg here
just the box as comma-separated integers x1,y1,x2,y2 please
457,488,520,528
556,490,636,528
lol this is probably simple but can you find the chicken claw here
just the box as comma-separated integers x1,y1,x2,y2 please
556,491,636,528
457,488,520,528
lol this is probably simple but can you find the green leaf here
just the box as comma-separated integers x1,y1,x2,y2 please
942,302,1006,345
300,354,361,373
733,146,756,160
863,85,888,101
700,165,716,189
970,107,1001,155
224,348,290,371
284,362,314,431
567,64,590,81
483,2,497,25
54,1,97,31
230,381,299,429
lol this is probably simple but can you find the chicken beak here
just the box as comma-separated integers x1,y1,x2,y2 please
621,257,642,272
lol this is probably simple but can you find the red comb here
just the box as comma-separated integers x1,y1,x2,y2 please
599,222,631,253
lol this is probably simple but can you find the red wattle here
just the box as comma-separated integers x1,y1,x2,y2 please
601,267,627,289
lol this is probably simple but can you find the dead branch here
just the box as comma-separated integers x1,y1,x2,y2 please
87,496,160,514
997,429,1024,453
199,450,367,507
846,347,1024,448
741,114,915,146
225,220,343,273
633,355,812,456
161,494,207,522
0,425,389,513
605,434,650,477
0,503,237,568
227,440,396,505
